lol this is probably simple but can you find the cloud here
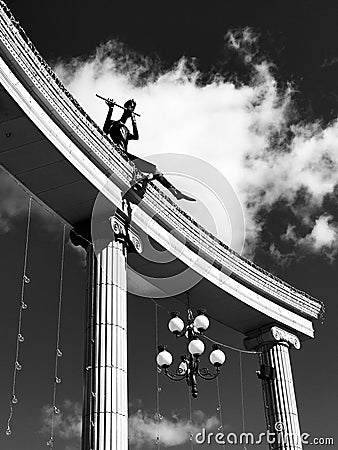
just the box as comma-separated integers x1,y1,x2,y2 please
3,27,338,264
66,238,87,266
52,35,292,253
40,401,220,449
21,28,338,265
226,27,259,64
40,400,82,442
309,215,338,249
0,170,88,265
0,171,28,233
0,170,64,235
263,211,338,267
292,215,338,260
129,409,219,448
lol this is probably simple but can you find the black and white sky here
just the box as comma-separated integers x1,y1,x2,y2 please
0,1,337,449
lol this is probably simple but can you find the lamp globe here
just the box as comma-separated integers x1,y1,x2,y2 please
194,311,209,332
209,346,226,367
168,314,185,335
188,338,205,356
156,347,173,368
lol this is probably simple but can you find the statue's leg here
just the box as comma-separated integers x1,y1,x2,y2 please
127,154,195,201
128,155,157,185
152,171,196,202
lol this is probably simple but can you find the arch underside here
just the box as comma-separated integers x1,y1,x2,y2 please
0,4,322,340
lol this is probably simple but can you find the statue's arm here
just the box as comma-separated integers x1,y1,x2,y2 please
129,116,139,140
103,101,114,134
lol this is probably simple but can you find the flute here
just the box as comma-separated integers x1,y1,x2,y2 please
96,94,141,117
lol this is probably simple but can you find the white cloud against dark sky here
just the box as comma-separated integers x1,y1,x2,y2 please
51,32,338,261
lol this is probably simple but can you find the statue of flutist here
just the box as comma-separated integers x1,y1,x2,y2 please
103,98,195,201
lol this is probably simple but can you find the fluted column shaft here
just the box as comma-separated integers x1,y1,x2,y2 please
82,236,128,450
245,326,302,450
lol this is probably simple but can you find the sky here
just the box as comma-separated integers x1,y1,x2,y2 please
1,0,338,449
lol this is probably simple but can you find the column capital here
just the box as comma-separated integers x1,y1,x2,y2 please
244,325,301,351
110,214,128,241
109,215,142,254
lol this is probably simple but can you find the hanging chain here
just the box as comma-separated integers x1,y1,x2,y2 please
155,302,161,449
88,244,96,440
6,197,32,436
216,377,226,449
46,224,67,448
188,384,194,449
239,352,249,450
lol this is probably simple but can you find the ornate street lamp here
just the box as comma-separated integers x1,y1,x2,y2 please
156,309,226,398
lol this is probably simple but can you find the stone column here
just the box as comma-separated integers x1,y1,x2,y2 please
81,214,141,450
244,326,302,450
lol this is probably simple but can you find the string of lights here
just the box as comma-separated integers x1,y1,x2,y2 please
188,384,194,449
187,291,194,448
203,334,261,355
0,167,92,250
239,352,248,450
215,377,226,449
0,167,72,231
88,243,96,445
154,303,161,449
46,224,67,448
6,197,32,437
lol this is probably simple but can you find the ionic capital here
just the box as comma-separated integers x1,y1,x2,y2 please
244,325,301,351
270,326,301,349
110,215,128,242
109,215,142,253
128,228,143,253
